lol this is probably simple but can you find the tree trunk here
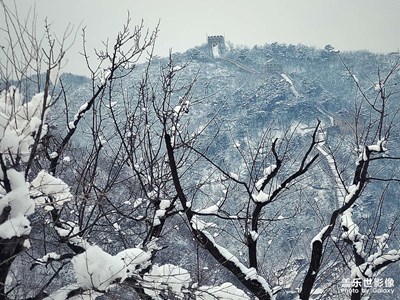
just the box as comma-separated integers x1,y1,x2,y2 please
0,237,26,300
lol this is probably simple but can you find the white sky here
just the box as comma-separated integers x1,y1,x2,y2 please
5,0,400,76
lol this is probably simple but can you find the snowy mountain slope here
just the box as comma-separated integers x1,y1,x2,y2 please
44,42,400,299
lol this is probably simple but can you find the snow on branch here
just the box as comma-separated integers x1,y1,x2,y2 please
367,138,387,153
67,101,90,131
200,230,274,299
339,138,389,247
0,169,33,239
357,139,387,165
54,220,91,251
195,282,250,300
190,215,217,230
340,207,363,247
143,264,191,299
0,214,31,239
252,190,271,203
69,245,218,300
153,199,171,226
0,87,49,164
310,225,332,247
350,233,400,280
300,134,387,298
194,197,224,215
252,123,320,206
255,164,277,191
50,84,107,175
0,88,60,247
30,170,73,209
72,245,151,291
165,130,274,299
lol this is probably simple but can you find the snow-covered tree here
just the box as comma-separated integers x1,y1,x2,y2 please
301,60,400,299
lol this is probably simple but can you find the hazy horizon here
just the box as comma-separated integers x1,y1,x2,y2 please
6,0,400,76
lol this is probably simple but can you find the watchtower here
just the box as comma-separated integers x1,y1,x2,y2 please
207,35,226,51
264,62,283,74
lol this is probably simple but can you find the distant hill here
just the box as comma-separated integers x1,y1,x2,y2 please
60,41,399,133
41,42,400,299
